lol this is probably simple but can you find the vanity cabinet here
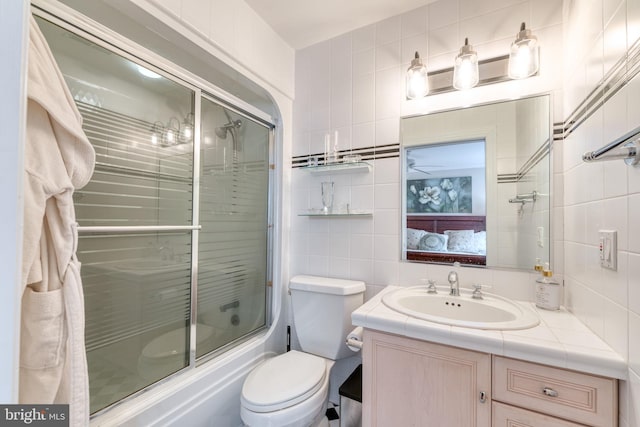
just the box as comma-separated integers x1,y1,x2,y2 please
362,330,618,427
362,330,492,427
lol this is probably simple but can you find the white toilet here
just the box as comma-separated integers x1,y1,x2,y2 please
138,324,216,380
240,275,365,427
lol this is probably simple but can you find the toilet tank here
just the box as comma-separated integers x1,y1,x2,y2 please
289,275,365,360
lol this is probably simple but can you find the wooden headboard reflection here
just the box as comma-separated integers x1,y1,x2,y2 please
406,215,486,265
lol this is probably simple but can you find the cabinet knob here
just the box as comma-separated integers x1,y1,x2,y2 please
479,391,487,403
542,387,559,397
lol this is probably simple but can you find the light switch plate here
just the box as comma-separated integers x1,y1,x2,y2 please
599,230,617,270
537,226,544,247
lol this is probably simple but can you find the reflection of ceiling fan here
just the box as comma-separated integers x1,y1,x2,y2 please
407,158,444,175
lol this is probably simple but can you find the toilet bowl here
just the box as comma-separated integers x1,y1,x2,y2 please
241,351,334,427
239,275,365,427
138,324,216,380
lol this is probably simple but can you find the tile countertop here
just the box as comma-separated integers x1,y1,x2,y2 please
352,286,627,380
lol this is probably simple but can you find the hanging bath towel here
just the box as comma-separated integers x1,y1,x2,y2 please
21,14,95,427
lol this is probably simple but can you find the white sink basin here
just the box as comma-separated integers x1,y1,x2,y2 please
382,286,539,330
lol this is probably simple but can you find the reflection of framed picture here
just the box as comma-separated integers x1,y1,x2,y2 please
407,177,472,214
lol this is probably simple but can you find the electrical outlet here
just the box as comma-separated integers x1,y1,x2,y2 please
599,230,617,270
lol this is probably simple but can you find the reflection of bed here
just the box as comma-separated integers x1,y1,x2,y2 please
406,215,486,266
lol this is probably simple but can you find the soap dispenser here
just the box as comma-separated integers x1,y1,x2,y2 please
535,262,560,310
534,258,543,273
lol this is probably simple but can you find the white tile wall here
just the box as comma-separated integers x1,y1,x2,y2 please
153,0,295,98
288,0,637,422
292,0,562,298
562,0,640,421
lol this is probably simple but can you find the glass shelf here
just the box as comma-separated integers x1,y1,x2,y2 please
298,209,373,217
300,161,372,175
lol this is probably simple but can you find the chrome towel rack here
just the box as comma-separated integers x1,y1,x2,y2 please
582,125,640,165
509,190,537,205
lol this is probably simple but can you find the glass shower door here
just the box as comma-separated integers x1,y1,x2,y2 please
36,12,274,416
196,97,270,357
35,17,196,413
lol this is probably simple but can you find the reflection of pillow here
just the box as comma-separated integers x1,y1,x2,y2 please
407,228,427,250
418,232,449,251
445,230,476,252
474,231,487,253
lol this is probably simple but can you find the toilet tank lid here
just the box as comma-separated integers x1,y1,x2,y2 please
289,275,366,295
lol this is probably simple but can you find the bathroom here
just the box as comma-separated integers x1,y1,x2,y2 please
1,0,639,425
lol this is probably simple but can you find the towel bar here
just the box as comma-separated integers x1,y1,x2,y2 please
583,125,640,165
508,190,537,204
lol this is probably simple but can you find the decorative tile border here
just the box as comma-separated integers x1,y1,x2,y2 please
562,37,640,139
292,143,399,168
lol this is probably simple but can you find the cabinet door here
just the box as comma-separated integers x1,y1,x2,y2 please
492,401,586,427
363,330,491,427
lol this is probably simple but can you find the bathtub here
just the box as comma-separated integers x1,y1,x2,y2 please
90,282,285,427
91,336,279,426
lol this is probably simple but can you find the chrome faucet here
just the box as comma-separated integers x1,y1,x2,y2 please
448,270,460,296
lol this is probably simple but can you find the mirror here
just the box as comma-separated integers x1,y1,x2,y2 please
401,94,550,270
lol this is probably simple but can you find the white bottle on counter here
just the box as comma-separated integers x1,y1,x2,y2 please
535,262,560,310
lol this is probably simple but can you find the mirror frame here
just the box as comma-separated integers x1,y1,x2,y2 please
400,93,553,271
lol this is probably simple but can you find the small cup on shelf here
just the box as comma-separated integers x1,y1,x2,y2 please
342,154,362,163
321,182,334,213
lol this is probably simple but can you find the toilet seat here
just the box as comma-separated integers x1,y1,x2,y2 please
241,351,326,413
141,324,216,359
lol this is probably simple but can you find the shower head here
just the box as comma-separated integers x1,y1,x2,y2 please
215,119,242,139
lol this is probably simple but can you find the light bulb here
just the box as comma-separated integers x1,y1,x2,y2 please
406,51,429,99
453,38,479,90
150,122,164,146
180,113,195,144
165,129,175,144
164,118,181,146
508,23,539,79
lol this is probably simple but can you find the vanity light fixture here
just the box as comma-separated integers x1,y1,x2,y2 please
405,24,540,98
406,51,429,99
150,114,194,147
453,38,479,90
508,22,539,79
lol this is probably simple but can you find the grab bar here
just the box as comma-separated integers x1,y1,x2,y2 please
509,191,537,204
582,125,640,165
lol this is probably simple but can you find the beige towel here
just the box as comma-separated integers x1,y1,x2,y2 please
21,15,95,427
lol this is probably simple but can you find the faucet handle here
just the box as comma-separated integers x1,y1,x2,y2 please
426,279,437,294
471,284,491,299
421,279,438,294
